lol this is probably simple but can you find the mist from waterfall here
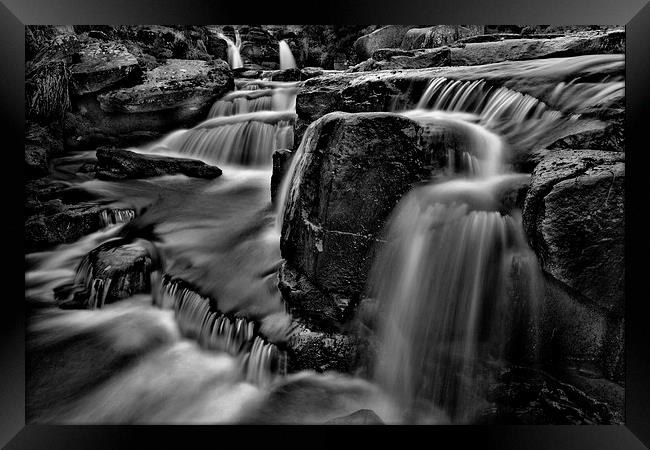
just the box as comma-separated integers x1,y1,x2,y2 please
279,40,297,70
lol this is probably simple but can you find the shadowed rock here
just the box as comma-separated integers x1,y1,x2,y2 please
271,149,293,205
522,150,624,314
95,148,222,180
279,112,452,328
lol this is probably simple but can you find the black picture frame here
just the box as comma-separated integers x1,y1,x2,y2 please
3,0,649,448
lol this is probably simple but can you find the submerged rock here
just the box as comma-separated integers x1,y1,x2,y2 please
95,148,222,180
271,149,293,205
325,409,384,424
522,150,625,314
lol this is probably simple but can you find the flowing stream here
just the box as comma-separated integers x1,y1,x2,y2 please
25,54,622,424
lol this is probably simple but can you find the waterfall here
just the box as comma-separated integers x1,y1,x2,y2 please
279,40,297,70
144,111,296,167
99,209,135,227
414,76,623,150
218,31,243,69
157,275,285,386
209,87,298,118
368,78,552,423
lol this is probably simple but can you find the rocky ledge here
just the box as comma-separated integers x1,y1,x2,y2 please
94,148,222,180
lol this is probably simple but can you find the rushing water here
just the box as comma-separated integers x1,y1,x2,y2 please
218,30,243,69
279,40,297,70
25,54,622,424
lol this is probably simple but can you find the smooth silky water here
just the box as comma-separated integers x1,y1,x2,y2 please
25,54,622,424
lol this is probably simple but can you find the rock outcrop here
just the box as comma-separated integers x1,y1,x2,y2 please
69,40,141,95
522,150,624,314
449,30,624,66
65,59,233,149
279,112,451,329
353,25,415,60
349,47,451,72
522,150,625,383
94,148,222,180
401,25,485,50
65,239,153,308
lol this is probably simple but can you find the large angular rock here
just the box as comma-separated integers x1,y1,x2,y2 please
450,30,624,66
64,59,233,149
97,59,232,113
69,40,141,95
349,47,451,72
353,25,414,60
401,25,485,50
95,148,222,180
280,112,451,327
522,150,624,314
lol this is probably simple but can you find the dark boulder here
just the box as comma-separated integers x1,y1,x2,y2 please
478,366,622,424
97,59,232,113
280,112,451,328
95,148,222,180
61,239,153,308
522,150,624,314
271,149,293,205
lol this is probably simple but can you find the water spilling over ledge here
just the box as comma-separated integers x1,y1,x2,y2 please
24,25,626,425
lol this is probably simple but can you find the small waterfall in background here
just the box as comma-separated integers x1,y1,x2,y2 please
218,30,243,69
279,40,297,70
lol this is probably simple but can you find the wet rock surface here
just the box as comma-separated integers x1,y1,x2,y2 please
271,149,293,204
286,322,360,373
280,112,449,326
522,150,625,314
63,239,153,308
95,148,222,180
353,25,415,60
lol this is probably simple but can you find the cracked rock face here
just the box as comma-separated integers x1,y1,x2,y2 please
522,150,624,314
279,112,451,327
69,40,140,95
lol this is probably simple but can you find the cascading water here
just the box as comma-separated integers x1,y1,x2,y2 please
279,40,297,70
25,49,623,425
218,31,243,69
